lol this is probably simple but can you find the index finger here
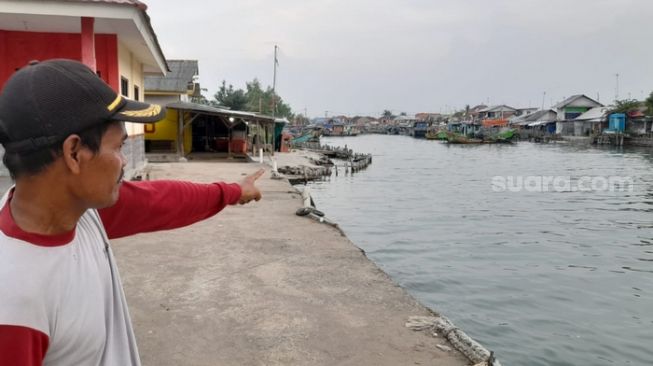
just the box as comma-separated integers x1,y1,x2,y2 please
249,169,265,181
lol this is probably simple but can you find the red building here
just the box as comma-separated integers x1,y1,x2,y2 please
0,0,168,177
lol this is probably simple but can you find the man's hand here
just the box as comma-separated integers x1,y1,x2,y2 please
238,169,264,204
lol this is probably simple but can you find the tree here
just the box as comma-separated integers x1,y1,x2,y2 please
211,79,294,119
645,91,653,116
213,80,248,110
243,78,293,118
245,78,265,112
381,110,395,119
609,99,641,114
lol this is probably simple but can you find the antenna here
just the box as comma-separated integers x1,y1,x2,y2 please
272,45,278,117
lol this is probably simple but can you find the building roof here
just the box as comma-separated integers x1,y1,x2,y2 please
479,105,517,113
145,60,198,93
166,101,275,122
394,115,416,121
0,0,168,73
511,109,557,126
574,106,609,121
526,109,556,122
553,94,603,109
61,0,147,9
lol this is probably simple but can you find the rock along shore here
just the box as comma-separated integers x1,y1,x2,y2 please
111,160,471,366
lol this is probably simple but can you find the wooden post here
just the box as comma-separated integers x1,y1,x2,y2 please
178,110,186,161
228,126,232,159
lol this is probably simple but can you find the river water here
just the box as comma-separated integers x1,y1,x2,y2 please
308,135,653,366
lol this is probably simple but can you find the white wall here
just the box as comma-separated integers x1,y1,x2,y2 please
118,40,145,137
117,40,148,177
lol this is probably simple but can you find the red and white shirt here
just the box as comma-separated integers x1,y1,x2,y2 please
0,180,242,366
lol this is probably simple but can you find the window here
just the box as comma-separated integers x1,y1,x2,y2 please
120,77,129,97
134,85,140,101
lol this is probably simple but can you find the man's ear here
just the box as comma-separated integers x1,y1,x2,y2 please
62,134,84,174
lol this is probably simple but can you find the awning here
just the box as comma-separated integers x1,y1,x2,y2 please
527,121,555,127
165,101,275,126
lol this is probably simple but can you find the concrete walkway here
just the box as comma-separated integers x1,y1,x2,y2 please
111,161,470,366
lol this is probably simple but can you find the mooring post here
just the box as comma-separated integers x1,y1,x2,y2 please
302,186,311,207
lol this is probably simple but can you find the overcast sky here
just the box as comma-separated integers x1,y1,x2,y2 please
146,0,653,117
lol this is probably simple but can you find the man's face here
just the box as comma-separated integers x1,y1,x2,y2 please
77,122,128,208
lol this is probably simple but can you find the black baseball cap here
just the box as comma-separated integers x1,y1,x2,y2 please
0,59,165,153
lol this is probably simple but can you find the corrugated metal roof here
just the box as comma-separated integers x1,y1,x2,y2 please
552,94,603,109
574,107,609,121
479,105,517,113
166,101,275,122
394,115,416,121
525,109,556,122
511,109,556,126
145,60,198,93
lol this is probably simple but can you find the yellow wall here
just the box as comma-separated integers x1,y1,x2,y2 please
117,41,145,137
144,108,193,155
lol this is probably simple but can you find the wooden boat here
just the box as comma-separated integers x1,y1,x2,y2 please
446,134,483,144
426,130,448,140
443,128,517,144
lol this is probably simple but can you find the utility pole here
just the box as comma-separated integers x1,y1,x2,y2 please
324,110,328,118
614,73,619,102
272,45,278,117
541,91,546,110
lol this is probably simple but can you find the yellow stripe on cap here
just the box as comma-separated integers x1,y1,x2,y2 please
119,104,162,118
107,95,122,112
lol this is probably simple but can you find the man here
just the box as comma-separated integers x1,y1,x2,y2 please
0,59,263,365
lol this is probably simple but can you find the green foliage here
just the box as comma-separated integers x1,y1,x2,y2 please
645,91,653,116
609,99,641,114
245,79,265,112
213,81,248,111
209,78,294,119
381,110,395,119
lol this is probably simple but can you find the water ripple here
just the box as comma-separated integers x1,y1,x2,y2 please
310,136,653,366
